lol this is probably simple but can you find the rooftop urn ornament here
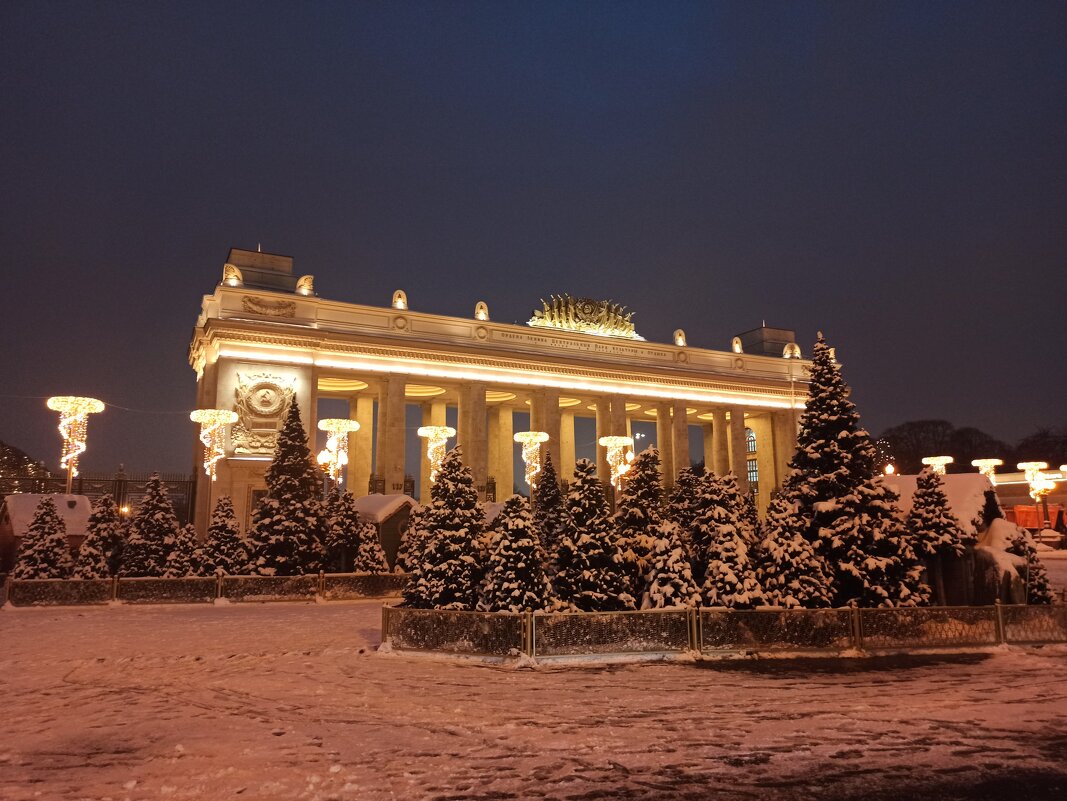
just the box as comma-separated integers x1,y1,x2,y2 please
598,435,635,490
418,425,456,485
391,289,408,310
474,301,489,321
673,329,687,347
971,458,1004,485
921,456,954,475
46,396,105,493
317,418,361,486
514,431,549,490
190,409,238,481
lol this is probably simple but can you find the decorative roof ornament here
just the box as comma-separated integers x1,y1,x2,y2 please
527,294,643,340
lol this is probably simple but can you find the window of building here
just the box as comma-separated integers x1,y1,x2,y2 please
745,427,757,454
747,457,759,493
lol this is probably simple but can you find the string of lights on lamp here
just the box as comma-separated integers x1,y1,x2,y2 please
317,418,361,486
513,430,549,490
46,396,105,492
418,425,456,485
190,409,238,481
598,435,635,490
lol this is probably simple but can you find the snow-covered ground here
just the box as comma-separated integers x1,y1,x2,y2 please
2,601,1066,801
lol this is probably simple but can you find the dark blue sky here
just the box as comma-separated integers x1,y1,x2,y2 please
2,1,1065,474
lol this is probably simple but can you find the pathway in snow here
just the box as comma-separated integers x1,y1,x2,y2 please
1,601,1065,801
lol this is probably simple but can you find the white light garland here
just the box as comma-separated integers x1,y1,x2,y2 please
47,396,104,490
190,409,238,481
418,425,456,485
921,455,954,475
598,435,635,490
514,431,549,490
970,458,1004,485
317,418,361,485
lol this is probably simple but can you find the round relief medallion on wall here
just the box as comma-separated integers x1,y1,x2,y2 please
475,326,488,340
676,351,689,363
248,382,286,416
734,357,745,369
393,316,408,330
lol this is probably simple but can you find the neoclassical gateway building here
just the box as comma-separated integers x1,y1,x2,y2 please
189,248,810,532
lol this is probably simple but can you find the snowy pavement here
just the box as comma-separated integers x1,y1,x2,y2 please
1,601,1066,801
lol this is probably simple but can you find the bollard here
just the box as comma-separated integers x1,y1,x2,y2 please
994,600,1006,644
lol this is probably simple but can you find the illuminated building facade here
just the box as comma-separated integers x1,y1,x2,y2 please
189,248,809,531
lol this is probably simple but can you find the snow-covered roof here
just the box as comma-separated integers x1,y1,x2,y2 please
0,494,92,536
352,494,415,523
884,473,993,536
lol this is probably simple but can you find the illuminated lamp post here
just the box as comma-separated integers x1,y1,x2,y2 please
598,435,635,491
317,418,361,490
418,425,456,486
46,396,105,493
921,456,954,475
970,458,1004,485
514,431,550,491
884,464,896,476
190,409,238,481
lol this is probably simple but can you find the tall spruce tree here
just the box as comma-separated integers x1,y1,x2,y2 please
906,467,967,605
687,472,730,584
1008,527,1054,605
533,451,567,558
401,447,485,609
667,466,702,540
120,473,180,577
74,494,122,579
699,475,766,608
780,335,929,607
13,496,73,579
641,519,701,609
758,494,833,608
199,496,249,575
164,523,199,577
552,459,635,611
478,494,553,612
246,399,326,576
612,448,665,599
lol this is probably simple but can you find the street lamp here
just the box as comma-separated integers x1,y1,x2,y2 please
190,409,238,481
514,431,549,491
598,435,635,490
921,456,953,475
317,419,361,488
417,425,456,486
47,396,105,493
971,458,1004,485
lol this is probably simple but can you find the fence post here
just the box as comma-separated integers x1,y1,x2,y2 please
688,608,701,654
849,603,863,650
994,600,1006,644
215,573,223,599
318,570,325,598
526,612,536,658
111,576,119,602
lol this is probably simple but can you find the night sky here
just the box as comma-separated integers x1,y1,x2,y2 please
2,1,1065,475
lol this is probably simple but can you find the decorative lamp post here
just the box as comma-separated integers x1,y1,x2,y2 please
190,409,238,481
598,435,635,490
514,431,549,490
971,458,1004,485
317,418,361,488
418,425,456,486
921,456,954,475
884,464,896,476
46,396,105,493
1023,468,1056,530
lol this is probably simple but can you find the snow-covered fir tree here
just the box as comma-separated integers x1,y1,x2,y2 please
119,473,180,577
699,482,766,609
164,523,199,577
13,496,73,579
1009,527,1054,604
533,451,567,559
74,494,122,579
199,496,248,575
478,494,553,612
323,487,388,573
719,473,758,545
686,471,731,584
393,505,425,573
612,448,665,599
246,399,326,576
906,467,967,604
641,519,701,609
552,459,635,611
401,447,485,609
779,335,930,607
666,466,702,542
758,494,833,608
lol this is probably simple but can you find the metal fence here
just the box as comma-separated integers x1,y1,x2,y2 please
381,603,1067,660
1,572,406,606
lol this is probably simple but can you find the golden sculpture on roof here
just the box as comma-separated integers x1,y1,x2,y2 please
528,294,643,340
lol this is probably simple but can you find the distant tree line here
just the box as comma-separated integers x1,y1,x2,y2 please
875,421,1067,475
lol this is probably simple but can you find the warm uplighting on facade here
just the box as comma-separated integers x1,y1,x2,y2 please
190,409,238,481
46,396,105,492
514,431,549,490
971,458,1004,485
598,435,635,490
317,418,361,485
418,425,456,485
921,456,953,475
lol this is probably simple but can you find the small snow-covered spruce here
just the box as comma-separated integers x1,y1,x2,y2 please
666,466,702,542
757,494,833,609
246,399,326,576
686,471,731,584
552,459,635,612
119,473,180,577
199,496,248,576
401,447,486,610
699,481,766,609
1008,527,1054,605
13,496,73,579
641,519,701,609
906,467,967,604
324,487,389,573
165,523,200,577
533,451,567,560
74,494,122,579
612,448,665,600
393,505,426,574
478,494,553,612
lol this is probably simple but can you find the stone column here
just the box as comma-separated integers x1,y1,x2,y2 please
609,396,627,438
374,381,390,486
306,367,320,449
655,402,674,487
749,413,775,513
542,389,561,473
729,407,749,494
381,376,407,494
772,410,795,485
348,394,374,496
671,400,690,479
594,397,611,484
702,424,714,474
459,382,488,499
489,405,513,498
712,408,729,476
560,411,576,478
